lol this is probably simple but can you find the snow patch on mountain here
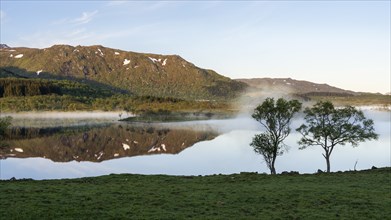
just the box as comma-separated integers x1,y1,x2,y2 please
14,148,24,152
149,57,168,66
148,57,161,63
14,54,23,58
122,143,130,150
97,48,104,56
123,59,130,65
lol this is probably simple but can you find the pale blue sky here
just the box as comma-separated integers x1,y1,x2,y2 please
1,1,390,93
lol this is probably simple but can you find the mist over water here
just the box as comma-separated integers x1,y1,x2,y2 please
0,109,389,180
2,111,128,127
233,85,298,115
2,111,128,119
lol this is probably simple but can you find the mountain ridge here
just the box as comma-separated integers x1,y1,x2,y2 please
1,44,388,110
0,44,246,100
236,77,358,96
0,44,11,49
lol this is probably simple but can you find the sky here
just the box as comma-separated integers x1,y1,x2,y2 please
0,1,390,93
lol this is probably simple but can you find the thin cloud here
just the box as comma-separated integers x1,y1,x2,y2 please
52,10,98,26
72,10,98,25
14,29,95,48
12,18,158,48
106,1,127,7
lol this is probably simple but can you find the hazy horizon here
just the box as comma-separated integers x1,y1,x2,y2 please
1,1,390,93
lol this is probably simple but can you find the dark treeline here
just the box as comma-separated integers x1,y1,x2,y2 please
0,77,227,112
133,95,184,103
0,78,61,97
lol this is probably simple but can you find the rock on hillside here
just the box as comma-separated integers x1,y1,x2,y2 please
0,45,246,100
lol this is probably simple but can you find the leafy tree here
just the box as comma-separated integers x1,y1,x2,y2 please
251,98,302,174
251,133,278,174
296,101,378,172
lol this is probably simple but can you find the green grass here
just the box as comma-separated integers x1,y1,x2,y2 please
1,168,390,219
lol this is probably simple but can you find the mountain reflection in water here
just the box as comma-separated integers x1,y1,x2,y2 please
1,123,218,162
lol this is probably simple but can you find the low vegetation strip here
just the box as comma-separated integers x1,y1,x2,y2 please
1,168,390,219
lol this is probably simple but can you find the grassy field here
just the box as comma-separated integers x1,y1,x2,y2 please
1,168,390,219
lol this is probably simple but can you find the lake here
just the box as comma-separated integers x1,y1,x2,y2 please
0,109,389,180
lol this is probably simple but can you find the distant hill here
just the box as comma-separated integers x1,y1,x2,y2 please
0,44,11,49
0,45,246,100
235,78,358,112
236,78,357,97
235,78,390,108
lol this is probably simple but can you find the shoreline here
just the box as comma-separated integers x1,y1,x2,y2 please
1,111,132,119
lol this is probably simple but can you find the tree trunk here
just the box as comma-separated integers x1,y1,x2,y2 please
270,166,276,175
270,157,276,174
323,147,331,173
325,156,331,173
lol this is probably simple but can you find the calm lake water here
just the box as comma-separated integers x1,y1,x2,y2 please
0,110,389,180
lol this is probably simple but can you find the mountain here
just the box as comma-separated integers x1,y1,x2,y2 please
0,44,11,49
0,44,246,100
236,78,357,97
